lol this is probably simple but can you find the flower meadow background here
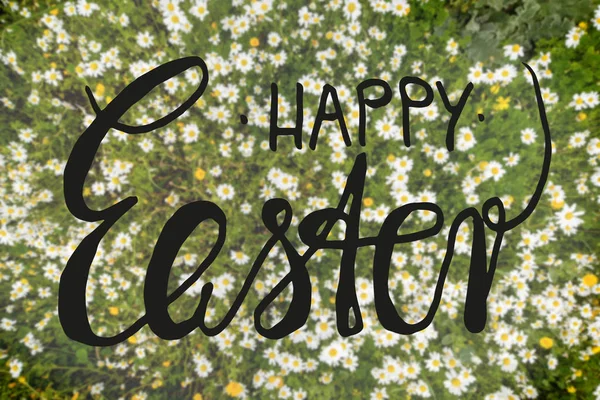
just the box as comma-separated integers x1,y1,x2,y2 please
1,0,600,398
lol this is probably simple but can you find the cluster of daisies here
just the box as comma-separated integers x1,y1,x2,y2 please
1,0,599,399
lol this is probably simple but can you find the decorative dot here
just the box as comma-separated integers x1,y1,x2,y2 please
240,114,248,125
478,113,485,122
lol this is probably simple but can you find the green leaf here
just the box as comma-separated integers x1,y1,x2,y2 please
75,348,88,364
484,0,507,12
459,346,473,363
519,0,541,21
442,334,454,345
